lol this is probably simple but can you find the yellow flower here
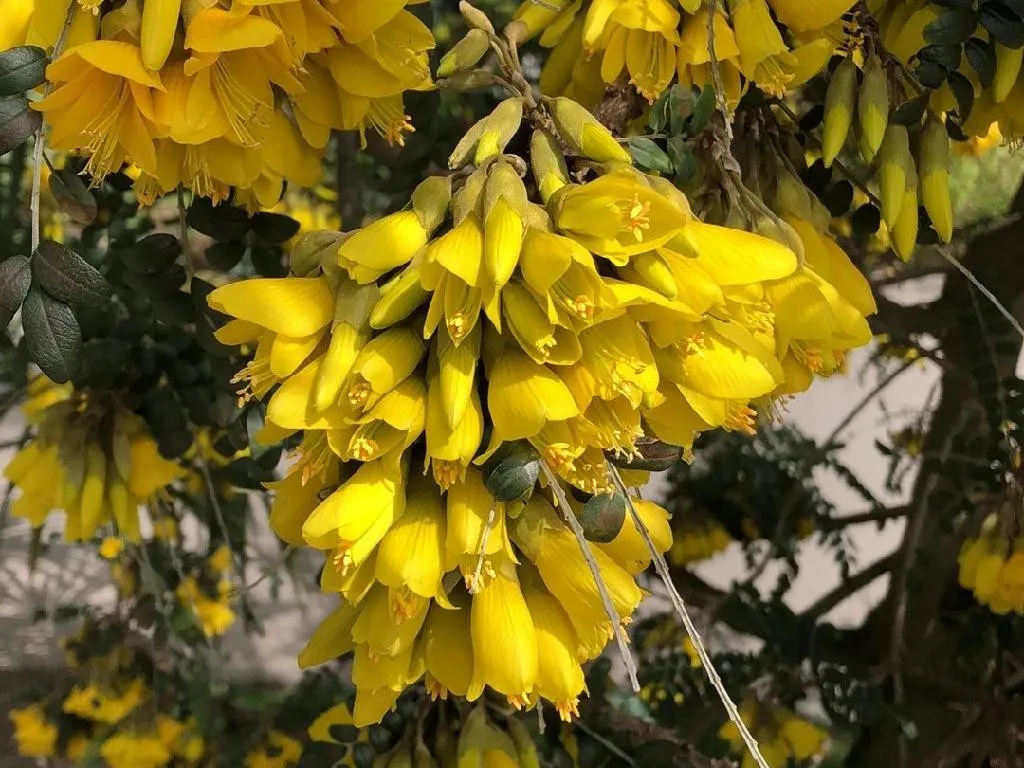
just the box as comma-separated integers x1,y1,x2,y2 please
582,0,681,101
768,0,857,32
99,537,124,559
485,349,580,443
175,576,236,637
677,9,744,108
245,731,303,768
551,172,689,264
470,555,539,707
209,276,336,404
9,705,57,758
34,41,165,179
522,576,586,720
63,680,145,724
100,733,172,768
309,703,361,744
423,600,478,700
375,477,446,599
597,498,673,575
727,0,798,97
299,600,359,669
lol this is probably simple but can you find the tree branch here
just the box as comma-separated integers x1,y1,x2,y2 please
803,553,898,621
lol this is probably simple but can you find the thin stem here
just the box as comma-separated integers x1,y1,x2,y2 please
177,186,194,282
198,456,238,582
573,720,637,767
539,461,640,692
468,504,496,594
802,553,898,620
820,506,908,531
822,357,921,450
232,545,296,598
30,7,78,253
609,465,770,768
940,247,1024,342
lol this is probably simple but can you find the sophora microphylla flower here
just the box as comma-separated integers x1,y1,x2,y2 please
211,91,875,726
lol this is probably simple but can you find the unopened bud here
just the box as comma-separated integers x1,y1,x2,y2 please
412,176,453,234
878,124,910,229
289,230,345,276
459,1,496,35
822,57,857,167
371,265,429,329
449,97,524,168
631,252,678,299
529,128,569,203
858,56,889,162
439,69,504,92
437,28,491,78
918,116,952,243
891,161,919,262
550,96,631,164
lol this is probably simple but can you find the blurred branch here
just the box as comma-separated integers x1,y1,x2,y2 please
803,553,898,621
335,132,364,228
819,506,908,531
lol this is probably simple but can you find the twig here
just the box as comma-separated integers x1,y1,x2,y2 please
231,545,296,598
822,357,921,450
30,7,77,253
468,503,496,594
176,186,194,281
803,553,898,620
705,0,732,140
820,505,908,531
574,720,637,767
197,456,238,581
940,247,1024,343
609,465,770,768
539,461,640,693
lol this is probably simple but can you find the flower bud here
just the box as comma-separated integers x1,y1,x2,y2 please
878,124,910,228
370,264,429,329
994,43,1023,103
891,160,918,262
449,98,524,168
412,175,453,233
858,56,889,162
530,129,569,203
141,0,180,70
459,1,496,35
822,56,857,167
918,116,952,243
437,28,491,78
289,231,344,277
550,97,631,164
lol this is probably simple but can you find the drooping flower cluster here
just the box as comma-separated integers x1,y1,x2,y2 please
958,514,1024,615
209,89,876,725
719,699,829,768
4,376,183,541
6,0,432,205
509,0,854,108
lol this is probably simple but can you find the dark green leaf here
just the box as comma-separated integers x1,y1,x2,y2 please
250,212,301,244
608,439,682,472
579,492,627,543
667,84,693,136
980,2,1024,48
627,138,673,175
32,240,110,308
188,197,250,241
149,290,195,325
119,232,181,274
21,285,81,383
0,46,47,96
923,7,978,44
0,94,41,156
0,255,31,328
852,203,881,235
250,244,287,277
914,58,949,89
688,85,716,135
48,169,97,226
891,96,928,125
917,43,962,71
947,70,975,119
822,180,855,217
482,441,539,502
799,104,824,132
964,37,997,87
205,240,245,271
75,339,128,388
647,89,671,133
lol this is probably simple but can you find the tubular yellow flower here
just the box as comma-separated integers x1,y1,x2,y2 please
345,377,427,462
34,41,165,179
351,582,429,659
551,172,689,263
727,0,797,97
486,349,580,442
423,215,486,344
423,600,479,700
426,378,484,490
768,0,857,32
344,327,426,414
522,576,586,720
9,706,57,759
470,555,538,706
598,498,673,574
375,476,446,599
445,468,509,570
298,600,359,668
339,211,429,285
302,456,407,565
